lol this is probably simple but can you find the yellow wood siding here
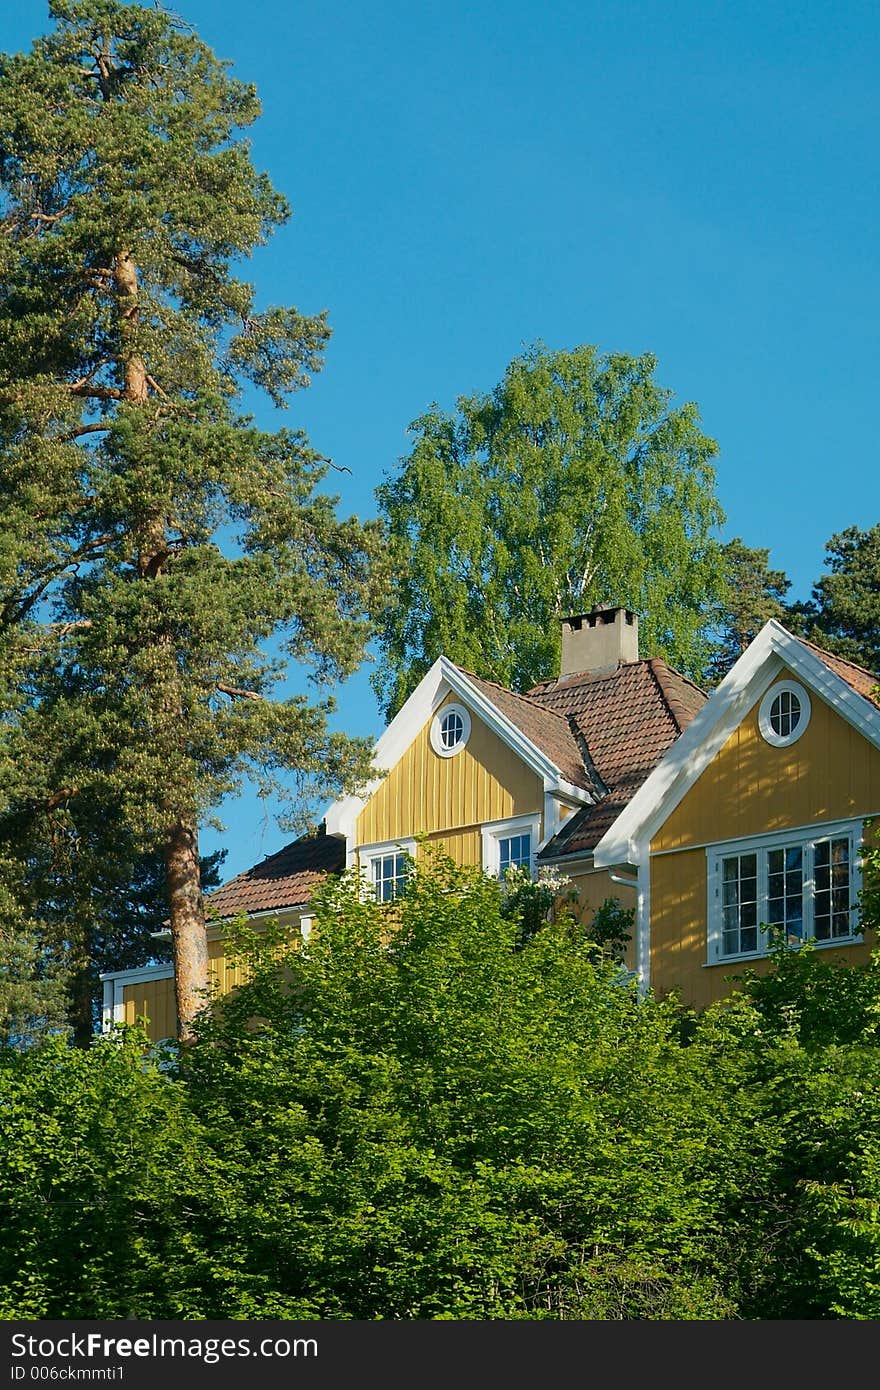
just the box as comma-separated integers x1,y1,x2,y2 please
653,667,880,852
121,925,299,1039
650,848,874,1009
356,696,544,847
568,867,637,972
423,826,483,866
649,669,880,1008
123,974,176,1039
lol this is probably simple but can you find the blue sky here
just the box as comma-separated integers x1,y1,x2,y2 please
7,1,880,878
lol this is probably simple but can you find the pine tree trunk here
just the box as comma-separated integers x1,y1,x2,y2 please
114,246,211,1041
166,817,208,1041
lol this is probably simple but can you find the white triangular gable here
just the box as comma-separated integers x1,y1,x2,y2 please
324,655,593,854
593,620,880,868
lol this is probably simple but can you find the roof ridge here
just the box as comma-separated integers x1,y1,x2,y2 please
647,657,708,732
528,656,660,697
456,666,575,726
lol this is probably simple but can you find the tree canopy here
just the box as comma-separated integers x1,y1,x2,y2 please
788,524,880,676
0,1,386,1036
3,854,880,1318
706,537,791,684
374,343,724,716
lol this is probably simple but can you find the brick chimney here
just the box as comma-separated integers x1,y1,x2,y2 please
560,606,639,678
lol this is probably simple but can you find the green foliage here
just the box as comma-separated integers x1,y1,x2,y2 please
497,863,579,947
4,855,880,1318
374,343,724,715
0,0,387,1031
187,854,746,1318
734,929,880,1048
0,1029,232,1318
707,536,791,684
787,524,880,675
585,895,635,962
0,872,69,1049
860,820,880,938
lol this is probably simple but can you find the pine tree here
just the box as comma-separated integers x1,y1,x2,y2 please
788,525,880,676
0,2,385,1039
706,537,791,684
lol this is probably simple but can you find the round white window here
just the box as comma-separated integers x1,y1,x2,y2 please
758,680,811,748
430,702,471,757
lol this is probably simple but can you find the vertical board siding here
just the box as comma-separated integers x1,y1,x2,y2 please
122,935,256,1040
356,697,543,848
649,674,880,1008
423,826,483,867
123,974,175,1039
653,671,880,852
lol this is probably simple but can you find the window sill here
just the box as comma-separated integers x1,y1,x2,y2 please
704,934,863,968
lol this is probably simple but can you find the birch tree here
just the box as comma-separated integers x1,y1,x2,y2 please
375,343,723,715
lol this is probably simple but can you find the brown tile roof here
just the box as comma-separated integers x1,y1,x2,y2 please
528,659,708,857
211,634,880,913
459,669,597,791
205,826,344,919
798,637,880,709
210,658,709,911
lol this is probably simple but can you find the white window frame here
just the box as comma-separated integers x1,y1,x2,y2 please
359,838,416,903
481,814,542,880
430,702,472,758
706,818,863,965
758,679,811,748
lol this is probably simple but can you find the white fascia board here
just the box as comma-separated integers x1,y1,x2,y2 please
324,656,594,848
767,621,880,745
593,619,880,869
324,656,451,842
99,963,175,985
451,664,584,790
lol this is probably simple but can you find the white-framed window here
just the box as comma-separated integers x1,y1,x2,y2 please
758,680,811,748
360,839,416,903
481,814,541,881
430,702,472,758
707,819,863,963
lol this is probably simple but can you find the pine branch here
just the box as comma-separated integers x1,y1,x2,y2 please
145,373,170,401
69,383,124,401
216,683,263,701
59,424,112,442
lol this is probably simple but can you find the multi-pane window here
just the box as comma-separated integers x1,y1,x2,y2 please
499,833,532,879
709,823,860,961
766,845,804,941
813,836,852,940
758,680,811,747
370,851,409,903
721,852,758,956
430,703,471,757
769,689,801,740
440,709,464,750
482,816,540,881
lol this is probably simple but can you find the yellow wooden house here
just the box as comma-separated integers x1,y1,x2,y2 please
102,607,880,1035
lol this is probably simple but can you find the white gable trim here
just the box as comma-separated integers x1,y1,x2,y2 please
325,656,593,851
100,963,174,1033
593,620,880,868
